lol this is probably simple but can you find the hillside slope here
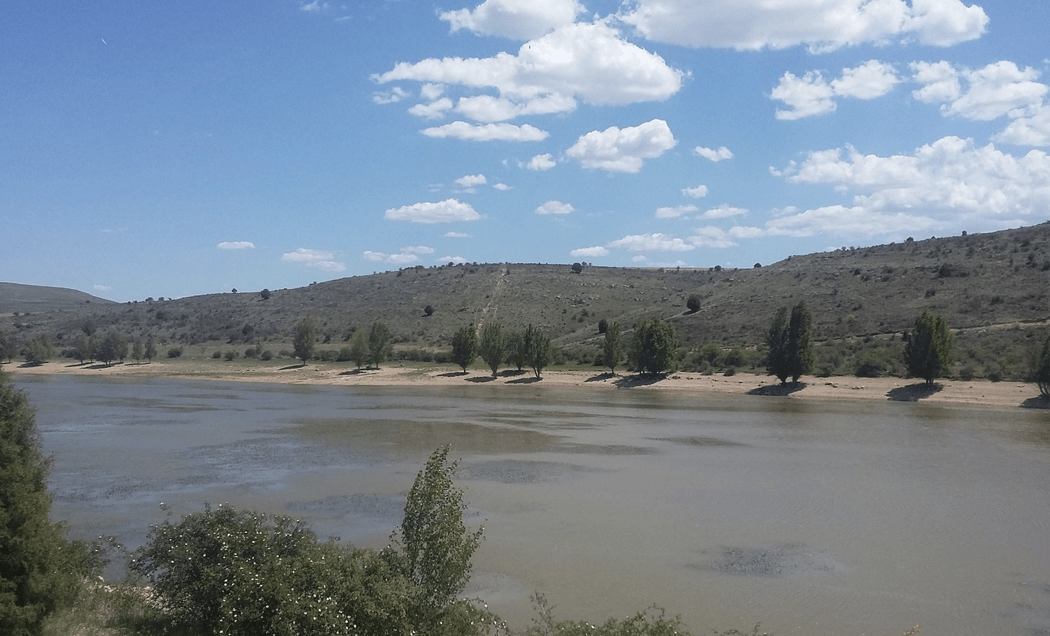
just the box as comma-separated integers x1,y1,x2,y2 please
0,282,116,314
3,223,1048,380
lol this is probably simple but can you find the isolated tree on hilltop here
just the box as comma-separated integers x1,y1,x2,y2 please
478,323,504,378
904,310,954,385
450,326,477,373
686,295,700,313
293,319,315,365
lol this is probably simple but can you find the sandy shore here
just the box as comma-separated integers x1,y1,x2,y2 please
9,358,1047,411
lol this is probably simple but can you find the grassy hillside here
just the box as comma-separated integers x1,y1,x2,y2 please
4,222,1048,381
0,282,116,314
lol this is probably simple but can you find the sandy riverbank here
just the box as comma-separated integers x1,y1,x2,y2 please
9,358,1047,411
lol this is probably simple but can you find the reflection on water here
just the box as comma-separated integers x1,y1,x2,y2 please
17,375,1050,636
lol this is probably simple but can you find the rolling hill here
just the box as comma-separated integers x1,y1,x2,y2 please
3,222,1048,381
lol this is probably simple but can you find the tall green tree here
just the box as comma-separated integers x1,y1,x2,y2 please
293,319,315,365
602,321,625,374
131,338,145,364
72,333,94,365
450,326,478,373
477,323,504,378
22,334,53,366
523,324,551,379
368,321,391,369
766,306,790,383
347,329,369,369
904,309,954,385
144,335,158,364
391,446,483,619
1035,334,1050,397
766,301,813,385
630,318,678,376
0,330,14,364
505,330,526,372
787,301,814,383
1,371,93,635
95,328,128,366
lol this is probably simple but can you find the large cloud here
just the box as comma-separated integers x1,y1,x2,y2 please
619,0,988,51
772,60,900,120
911,60,1047,121
373,22,683,123
566,119,676,173
384,199,482,223
772,136,1050,237
440,0,584,40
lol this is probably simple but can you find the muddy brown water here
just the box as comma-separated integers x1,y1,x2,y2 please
17,374,1050,635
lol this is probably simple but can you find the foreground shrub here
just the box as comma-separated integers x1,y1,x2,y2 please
1,371,97,635
132,504,417,636
131,447,488,636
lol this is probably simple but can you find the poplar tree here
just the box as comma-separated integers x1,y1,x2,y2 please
904,310,954,385
450,326,478,373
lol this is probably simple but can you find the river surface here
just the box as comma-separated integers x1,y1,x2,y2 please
17,374,1050,635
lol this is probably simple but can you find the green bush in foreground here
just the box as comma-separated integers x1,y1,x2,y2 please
1,371,97,636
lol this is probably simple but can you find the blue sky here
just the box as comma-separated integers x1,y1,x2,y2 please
3,0,1048,302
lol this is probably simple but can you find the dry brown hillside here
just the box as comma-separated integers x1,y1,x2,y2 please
3,222,1048,381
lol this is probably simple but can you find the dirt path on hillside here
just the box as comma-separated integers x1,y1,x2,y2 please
475,267,508,334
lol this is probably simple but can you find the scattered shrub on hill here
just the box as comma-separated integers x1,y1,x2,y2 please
166,347,182,359
211,351,222,359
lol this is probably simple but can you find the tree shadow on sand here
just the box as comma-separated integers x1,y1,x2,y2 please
280,363,308,370
437,371,468,378
339,368,369,376
613,374,666,388
1020,395,1049,409
507,376,541,384
748,382,807,397
466,375,497,383
887,382,942,402
585,372,616,383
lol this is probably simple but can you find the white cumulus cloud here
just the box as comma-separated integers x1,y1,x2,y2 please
373,87,409,104
536,200,575,215
619,0,988,51
363,246,435,264
608,233,694,252
373,22,683,123
912,60,1047,121
772,60,900,120
655,205,698,219
422,122,549,141
570,246,610,258
217,241,255,250
281,248,346,272
385,199,482,223
440,0,584,40
439,255,468,264
773,136,1050,237
525,153,557,170
702,205,748,219
566,119,676,173
694,145,734,162
682,185,709,198
454,174,488,191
